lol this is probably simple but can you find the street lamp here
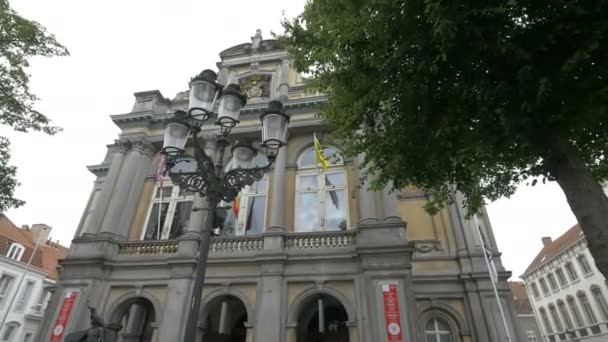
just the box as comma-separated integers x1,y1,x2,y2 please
161,69,289,342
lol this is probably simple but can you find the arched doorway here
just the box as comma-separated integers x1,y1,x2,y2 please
109,297,156,342
296,294,349,342
202,295,248,342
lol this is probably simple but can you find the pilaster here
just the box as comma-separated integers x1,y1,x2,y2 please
268,147,287,230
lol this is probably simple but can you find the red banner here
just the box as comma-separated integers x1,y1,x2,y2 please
50,290,79,341
382,284,403,341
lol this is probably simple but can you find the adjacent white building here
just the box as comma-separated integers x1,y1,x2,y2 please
522,224,608,342
0,215,68,341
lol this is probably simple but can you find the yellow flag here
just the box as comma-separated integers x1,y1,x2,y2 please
314,133,329,171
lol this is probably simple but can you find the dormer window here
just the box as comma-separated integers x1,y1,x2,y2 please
6,243,24,261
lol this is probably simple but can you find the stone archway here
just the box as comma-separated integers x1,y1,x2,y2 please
107,297,156,342
296,294,350,342
201,295,249,342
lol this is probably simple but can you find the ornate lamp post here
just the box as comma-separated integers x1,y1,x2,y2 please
161,69,290,341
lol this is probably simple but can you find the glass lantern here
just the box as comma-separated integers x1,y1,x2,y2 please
188,69,220,122
230,142,257,169
259,101,290,154
162,111,190,156
216,84,247,135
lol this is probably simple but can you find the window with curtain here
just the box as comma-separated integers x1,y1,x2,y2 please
577,255,592,275
424,318,452,342
539,278,550,295
295,146,348,232
555,268,567,287
539,307,553,334
142,183,193,240
549,304,564,332
218,153,269,236
567,296,584,327
578,291,598,325
547,273,558,291
565,262,578,281
557,300,574,330
590,285,608,321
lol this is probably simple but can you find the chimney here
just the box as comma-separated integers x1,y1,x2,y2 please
21,225,30,231
30,224,52,243
542,236,553,247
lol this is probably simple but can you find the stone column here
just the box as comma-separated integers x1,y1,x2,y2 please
81,140,129,236
279,57,290,101
117,139,154,237
254,262,284,342
381,183,402,222
355,154,379,223
268,147,287,230
157,274,192,340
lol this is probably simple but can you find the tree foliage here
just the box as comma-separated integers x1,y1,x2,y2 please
281,0,608,213
0,0,68,212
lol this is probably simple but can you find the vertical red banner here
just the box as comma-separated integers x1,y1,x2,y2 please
50,290,79,341
382,284,403,341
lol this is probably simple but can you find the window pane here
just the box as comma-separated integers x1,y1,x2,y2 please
156,186,172,199
169,201,193,239
298,175,317,190
425,335,437,342
144,203,169,240
425,320,435,331
245,196,265,235
439,335,452,342
325,190,347,231
296,193,319,232
249,178,268,194
325,172,346,187
298,149,316,167
435,319,450,331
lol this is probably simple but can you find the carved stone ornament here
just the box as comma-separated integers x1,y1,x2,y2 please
239,74,271,100
413,240,444,255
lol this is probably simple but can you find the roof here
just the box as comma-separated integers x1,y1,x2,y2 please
0,215,69,279
523,224,583,275
509,281,533,315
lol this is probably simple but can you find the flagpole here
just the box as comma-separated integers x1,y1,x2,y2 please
314,133,322,230
157,185,162,240
0,230,44,332
474,214,512,342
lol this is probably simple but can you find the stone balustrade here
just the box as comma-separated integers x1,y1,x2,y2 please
210,236,264,253
286,230,357,250
119,240,179,255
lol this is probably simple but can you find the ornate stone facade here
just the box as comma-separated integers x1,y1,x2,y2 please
36,32,524,342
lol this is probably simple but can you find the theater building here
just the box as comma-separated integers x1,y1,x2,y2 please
37,31,524,342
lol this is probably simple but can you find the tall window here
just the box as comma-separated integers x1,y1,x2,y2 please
539,307,553,334
295,147,348,232
577,255,592,275
14,280,34,311
548,304,564,332
23,333,33,342
219,153,269,236
557,300,574,329
578,291,598,325
565,262,578,281
1,323,18,341
590,285,608,321
555,268,567,287
0,275,14,305
5,243,24,261
142,183,193,240
530,283,540,299
567,296,584,327
547,273,558,291
424,318,452,342
539,278,550,295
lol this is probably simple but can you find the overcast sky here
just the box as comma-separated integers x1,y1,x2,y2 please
3,0,578,279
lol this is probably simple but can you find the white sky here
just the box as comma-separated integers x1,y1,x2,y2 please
2,0,578,279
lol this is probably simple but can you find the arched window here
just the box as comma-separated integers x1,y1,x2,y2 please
530,282,540,299
219,153,269,236
547,273,558,291
539,278,549,295
577,291,598,325
548,304,563,332
5,243,24,261
295,146,349,232
590,285,608,321
1,322,19,341
424,318,453,342
539,307,553,334
555,268,567,287
577,254,592,276
566,296,584,327
557,300,574,330
565,262,578,281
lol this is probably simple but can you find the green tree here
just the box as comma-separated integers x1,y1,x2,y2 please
0,0,68,212
281,1,608,275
